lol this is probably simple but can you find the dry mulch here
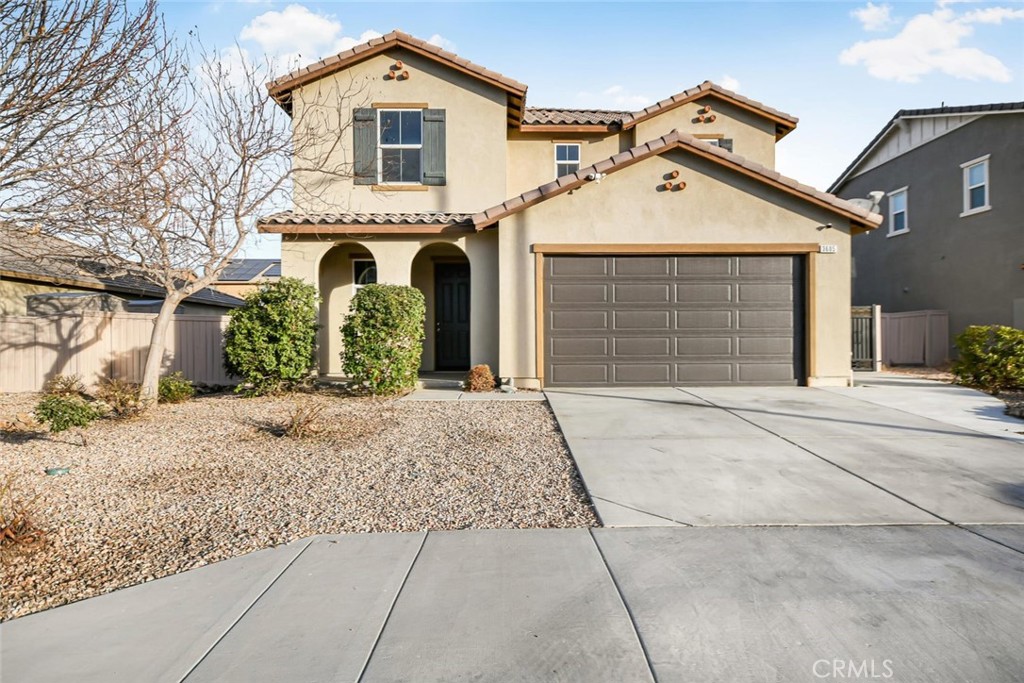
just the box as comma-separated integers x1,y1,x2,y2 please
0,392,596,621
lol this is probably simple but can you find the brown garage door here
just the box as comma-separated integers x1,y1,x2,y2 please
543,255,805,386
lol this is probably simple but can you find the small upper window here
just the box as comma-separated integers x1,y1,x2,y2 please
379,109,422,184
705,138,734,153
555,143,580,178
353,260,377,289
960,155,990,216
887,187,908,237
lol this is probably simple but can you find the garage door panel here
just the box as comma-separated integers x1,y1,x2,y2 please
613,257,671,277
550,310,608,331
675,363,733,383
613,283,670,303
545,255,804,387
613,337,671,357
675,283,733,303
675,337,732,356
738,283,793,303
674,256,733,276
614,310,671,330
550,283,609,303
551,337,608,357
550,258,608,277
614,364,671,383
676,310,733,330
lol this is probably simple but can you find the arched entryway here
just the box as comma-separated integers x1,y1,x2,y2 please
318,242,377,375
411,243,470,372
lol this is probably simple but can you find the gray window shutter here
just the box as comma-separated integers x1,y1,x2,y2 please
422,109,446,186
353,108,376,185
718,138,733,153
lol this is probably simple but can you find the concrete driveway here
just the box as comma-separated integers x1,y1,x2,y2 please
545,381,1024,528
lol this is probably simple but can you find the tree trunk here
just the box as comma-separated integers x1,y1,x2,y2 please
139,295,182,406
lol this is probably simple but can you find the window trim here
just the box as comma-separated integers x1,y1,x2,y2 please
377,108,423,185
886,186,909,237
553,142,581,179
352,259,377,290
960,154,991,217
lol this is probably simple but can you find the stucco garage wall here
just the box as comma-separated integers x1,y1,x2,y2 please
497,149,854,387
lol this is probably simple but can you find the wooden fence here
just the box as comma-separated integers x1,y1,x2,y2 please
881,310,949,368
0,312,234,392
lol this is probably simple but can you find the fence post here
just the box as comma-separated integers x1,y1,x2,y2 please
871,305,882,372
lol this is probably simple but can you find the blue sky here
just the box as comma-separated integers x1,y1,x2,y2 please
157,1,1024,258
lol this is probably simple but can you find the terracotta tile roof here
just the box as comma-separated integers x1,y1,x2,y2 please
259,211,473,227
828,100,1024,193
472,131,881,231
622,81,798,129
267,30,527,100
522,108,632,126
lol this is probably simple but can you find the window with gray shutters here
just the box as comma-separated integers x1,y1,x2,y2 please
353,108,446,186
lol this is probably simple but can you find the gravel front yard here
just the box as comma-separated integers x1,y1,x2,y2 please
0,392,596,620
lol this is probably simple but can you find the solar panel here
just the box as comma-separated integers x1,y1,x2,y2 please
263,263,281,278
220,259,276,282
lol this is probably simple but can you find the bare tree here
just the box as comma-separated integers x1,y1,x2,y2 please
1,0,362,406
0,0,160,222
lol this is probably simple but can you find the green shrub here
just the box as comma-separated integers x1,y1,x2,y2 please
465,364,495,392
43,374,86,398
34,395,100,433
223,277,321,396
341,284,425,395
158,372,195,403
953,325,1024,393
95,378,143,417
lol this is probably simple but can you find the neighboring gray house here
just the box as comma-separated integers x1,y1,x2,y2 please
830,102,1024,351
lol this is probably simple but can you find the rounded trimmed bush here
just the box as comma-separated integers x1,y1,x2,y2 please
341,284,425,395
223,277,321,396
953,325,1024,393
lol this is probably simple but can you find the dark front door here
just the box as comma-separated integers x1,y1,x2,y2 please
435,263,470,370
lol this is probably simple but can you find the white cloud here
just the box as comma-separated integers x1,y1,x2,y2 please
840,5,1024,83
852,2,895,31
426,34,457,52
334,30,384,54
574,85,650,109
719,75,741,92
240,4,343,67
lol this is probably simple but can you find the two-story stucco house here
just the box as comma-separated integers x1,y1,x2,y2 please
258,31,881,388
829,102,1024,350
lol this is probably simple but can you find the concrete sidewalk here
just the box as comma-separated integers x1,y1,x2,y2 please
3,526,1024,683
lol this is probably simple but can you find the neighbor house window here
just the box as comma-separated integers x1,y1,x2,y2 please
887,187,908,237
555,143,580,177
378,109,422,183
961,155,990,216
353,260,377,289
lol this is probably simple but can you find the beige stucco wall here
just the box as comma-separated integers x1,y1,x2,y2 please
632,97,777,168
282,232,498,375
506,130,631,198
497,148,854,388
504,96,778,200
290,49,508,214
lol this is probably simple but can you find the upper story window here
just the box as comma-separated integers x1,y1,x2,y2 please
703,138,734,153
555,143,580,178
960,155,990,216
887,187,908,237
353,107,446,187
379,110,422,183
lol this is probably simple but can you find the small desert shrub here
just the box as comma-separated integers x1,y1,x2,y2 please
34,395,100,433
223,277,321,396
0,475,44,548
158,372,195,403
43,374,86,398
341,284,425,395
95,378,143,417
283,401,325,438
465,364,496,392
953,325,1024,393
